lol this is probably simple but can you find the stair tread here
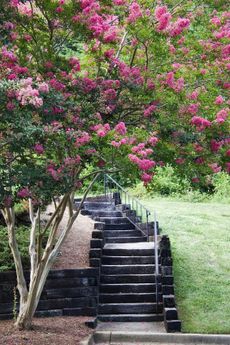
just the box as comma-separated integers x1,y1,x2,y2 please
104,243,155,249
98,313,163,316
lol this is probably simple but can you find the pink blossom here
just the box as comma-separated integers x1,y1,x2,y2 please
128,2,142,23
187,91,199,100
34,144,44,155
216,108,229,123
137,159,156,171
144,104,157,117
7,102,15,111
141,172,153,185
187,103,199,115
69,57,80,71
146,79,155,90
114,122,127,135
191,116,211,131
113,0,126,5
175,158,185,165
38,82,49,93
56,6,64,13
154,6,168,20
18,188,30,198
157,13,172,31
210,17,221,26
215,95,224,104
209,163,221,173
226,150,230,157
148,137,159,146
104,49,115,59
103,88,117,100
24,34,32,42
111,140,121,148
195,157,205,165
210,139,222,153
17,2,33,17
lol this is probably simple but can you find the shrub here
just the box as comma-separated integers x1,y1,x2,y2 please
212,172,230,202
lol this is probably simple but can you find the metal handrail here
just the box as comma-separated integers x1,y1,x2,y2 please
104,174,151,239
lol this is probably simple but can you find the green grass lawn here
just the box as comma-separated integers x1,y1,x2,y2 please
141,197,230,334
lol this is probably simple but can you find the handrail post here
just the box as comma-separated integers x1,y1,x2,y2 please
104,174,107,198
146,210,149,242
154,211,159,313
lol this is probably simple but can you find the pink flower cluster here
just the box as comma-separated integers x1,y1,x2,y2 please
34,144,44,155
75,131,91,146
17,1,33,17
165,72,184,92
118,63,144,85
92,123,110,137
169,18,190,37
129,154,156,171
16,78,43,108
191,116,211,131
154,6,171,31
215,108,229,123
114,122,127,135
128,2,142,23
144,104,157,117
17,187,30,198
209,163,221,173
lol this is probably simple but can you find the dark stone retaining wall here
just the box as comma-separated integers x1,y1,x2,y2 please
159,235,181,332
0,268,99,320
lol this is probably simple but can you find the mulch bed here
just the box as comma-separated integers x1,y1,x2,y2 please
0,317,94,345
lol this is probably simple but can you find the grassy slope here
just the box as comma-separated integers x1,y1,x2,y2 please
141,198,230,334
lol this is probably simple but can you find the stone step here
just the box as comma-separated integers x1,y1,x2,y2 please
104,223,136,230
98,313,164,322
101,264,157,275
83,202,115,210
100,274,158,284
99,302,162,314
101,256,155,265
99,292,160,303
94,217,131,224
102,247,156,256
100,283,156,294
91,211,123,217
63,307,97,316
103,230,142,238
106,237,147,243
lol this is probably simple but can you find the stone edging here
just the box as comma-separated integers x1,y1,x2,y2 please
81,331,230,345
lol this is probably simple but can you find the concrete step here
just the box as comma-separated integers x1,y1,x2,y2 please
106,237,147,243
104,223,136,230
101,256,155,265
100,274,157,284
83,202,115,210
99,303,162,314
100,283,156,294
99,292,160,303
94,217,131,224
103,230,142,238
101,265,157,275
97,313,164,322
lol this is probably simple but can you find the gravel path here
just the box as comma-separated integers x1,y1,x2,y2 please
43,204,95,269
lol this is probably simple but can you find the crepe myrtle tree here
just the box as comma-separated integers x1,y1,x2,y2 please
0,0,229,330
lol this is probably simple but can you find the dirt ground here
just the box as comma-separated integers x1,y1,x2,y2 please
0,205,95,345
0,317,93,345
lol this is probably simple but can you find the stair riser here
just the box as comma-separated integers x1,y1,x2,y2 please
99,293,161,303
101,265,156,275
100,275,157,284
104,224,135,230
99,304,162,314
102,249,157,256
91,212,123,217
94,218,131,224
98,314,164,322
106,237,147,243
101,257,155,265
100,285,156,293
103,230,142,237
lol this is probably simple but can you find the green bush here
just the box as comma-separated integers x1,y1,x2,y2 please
0,226,31,271
148,165,191,196
0,225,49,272
212,172,230,202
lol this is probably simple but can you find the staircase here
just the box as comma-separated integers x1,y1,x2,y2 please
79,197,164,323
